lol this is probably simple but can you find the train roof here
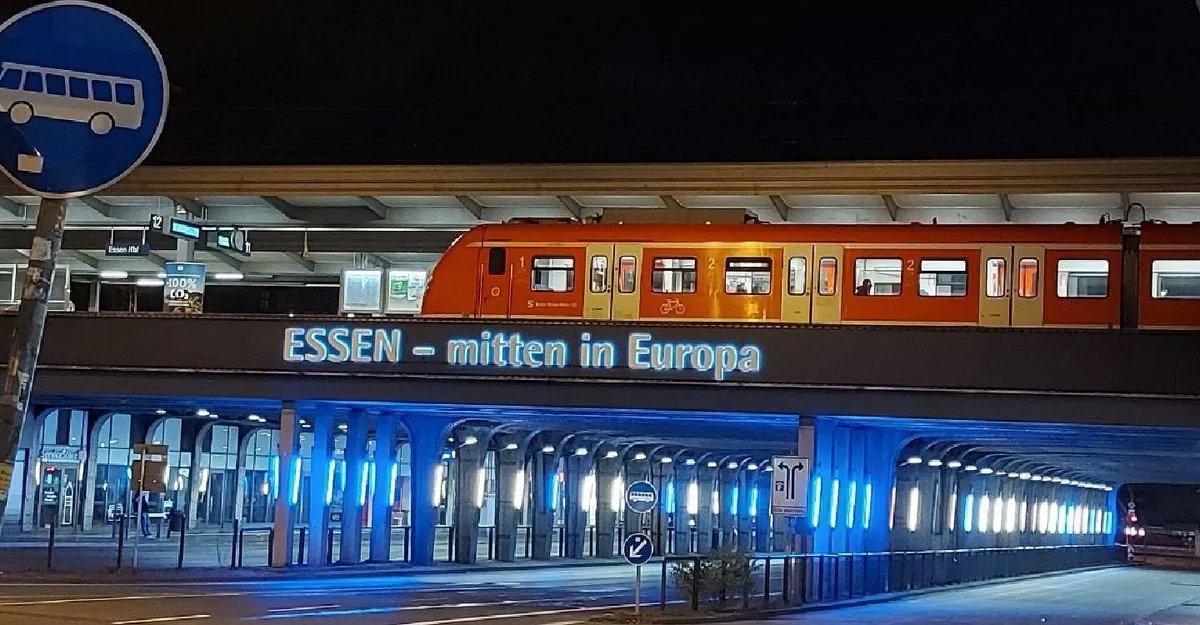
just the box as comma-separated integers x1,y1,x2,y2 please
461,221,1127,246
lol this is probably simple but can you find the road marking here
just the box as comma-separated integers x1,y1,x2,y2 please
267,605,341,613
0,593,242,606
398,604,636,625
113,615,210,625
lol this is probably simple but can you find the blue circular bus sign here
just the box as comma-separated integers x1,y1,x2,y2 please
625,480,658,514
0,1,169,198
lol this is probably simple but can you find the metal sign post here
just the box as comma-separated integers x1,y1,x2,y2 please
0,0,169,520
622,532,654,614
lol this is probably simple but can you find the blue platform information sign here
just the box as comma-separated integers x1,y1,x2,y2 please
0,1,169,198
164,262,205,315
625,481,658,515
622,532,654,566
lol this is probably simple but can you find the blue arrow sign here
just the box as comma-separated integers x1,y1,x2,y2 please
0,1,169,198
625,480,658,515
622,532,653,566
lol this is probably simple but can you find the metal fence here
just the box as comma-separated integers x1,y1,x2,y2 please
659,544,1126,612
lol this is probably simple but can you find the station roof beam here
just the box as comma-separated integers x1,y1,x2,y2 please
169,196,208,219
455,195,484,220
261,196,388,224
0,196,27,218
881,194,900,221
768,195,791,221
79,196,117,219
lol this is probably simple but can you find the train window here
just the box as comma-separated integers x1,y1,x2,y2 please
589,256,609,293
985,258,1007,298
853,258,901,296
788,257,807,295
1151,260,1200,298
618,256,637,293
1018,259,1039,298
818,257,837,296
487,247,506,276
1056,259,1109,298
651,257,697,294
531,256,575,292
725,258,771,294
918,259,968,297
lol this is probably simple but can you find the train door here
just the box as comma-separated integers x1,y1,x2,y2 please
478,246,512,317
584,243,614,320
1011,244,1045,326
781,244,813,323
612,244,642,321
978,245,1013,326
811,244,843,324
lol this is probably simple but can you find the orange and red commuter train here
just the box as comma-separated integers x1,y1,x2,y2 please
420,222,1200,330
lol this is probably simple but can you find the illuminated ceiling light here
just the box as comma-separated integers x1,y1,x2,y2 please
136,277,164,287
633,452,647,461
543,445,556,454
1031,475,1043,481
1019,473,1032,480
155,271,166,279
505,443,519,451
195,408,210,417
462,436,479,446
99,269,128,280
154,409,166,415
965,465,978,472
747,463,759,471
660,457,673,464
763,465,773,472
980,468,995,475
946,460,962,469
1104,485,1113,491
575,447,588,456
208,413,219,419
337,423,348,431
906,456,923,465
214,272,244,281
684,458,696,466
248,414,262,422
707,461,719,468
605,450,619,459
727,461,739,470
996,471,1008,477
927,459,943,468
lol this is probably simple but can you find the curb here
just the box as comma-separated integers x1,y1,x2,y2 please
0,557,631,585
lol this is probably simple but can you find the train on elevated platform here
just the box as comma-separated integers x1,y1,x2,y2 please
419,221,1200,330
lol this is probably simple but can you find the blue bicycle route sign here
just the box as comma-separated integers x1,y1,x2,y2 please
0,1,169,198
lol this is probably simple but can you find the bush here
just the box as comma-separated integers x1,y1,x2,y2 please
671,547,761,609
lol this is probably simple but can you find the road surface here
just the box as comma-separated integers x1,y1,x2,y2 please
0,563,663,625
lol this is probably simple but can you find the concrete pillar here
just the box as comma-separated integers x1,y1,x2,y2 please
695,460,718,553
78,411,105,531
562,445,593,559
19,409,50,532
451,430,488,564
233,427,255,523
405,415,452,566
369,413,398,562
717,462,738,549
754,469,772,552
736,465,753,551
269,404,299,568
593,449,622,558
338,415,368,564
493,435,527,562
184,422,214,530
529,440,561,560
673,460,697,554
305,407,334,567
87,277,101,312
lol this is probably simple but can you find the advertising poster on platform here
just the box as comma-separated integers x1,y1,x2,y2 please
164,262,206,314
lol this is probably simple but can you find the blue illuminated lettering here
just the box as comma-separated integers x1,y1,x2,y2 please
328,328,351,362
524,341,543,367
284,328,305,362
304,328,328,363
351,328,373,362
374,329,401,363
447,339,480,365
624,332,763,380
629,333,652,370
591,341,616,368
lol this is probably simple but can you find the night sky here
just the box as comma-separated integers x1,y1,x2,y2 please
7,3,1200,165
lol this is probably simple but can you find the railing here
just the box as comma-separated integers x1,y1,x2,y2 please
658,545,1125,612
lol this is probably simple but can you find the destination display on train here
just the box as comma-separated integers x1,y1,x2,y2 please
282,325,764,381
